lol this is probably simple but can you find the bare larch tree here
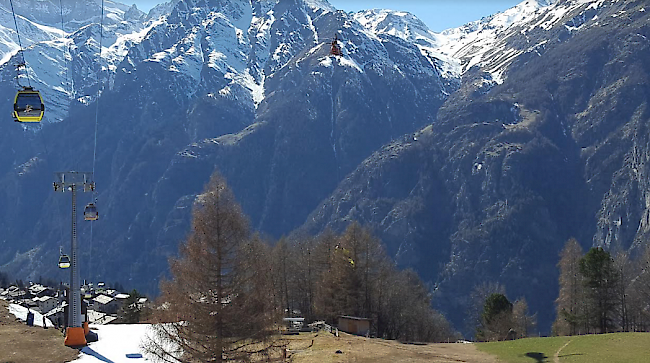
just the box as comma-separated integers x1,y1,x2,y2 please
143,173,283,362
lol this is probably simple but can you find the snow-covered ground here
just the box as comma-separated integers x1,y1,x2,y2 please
72,324,153,362
7,304,154,362
8,303,54,328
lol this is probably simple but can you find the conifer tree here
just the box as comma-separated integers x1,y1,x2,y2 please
627,243,650,331
119,289,143,324
580,247,619,333
143,173,283,362
477,293,514,341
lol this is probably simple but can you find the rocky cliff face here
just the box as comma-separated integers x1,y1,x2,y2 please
0,0,449,293
302,0,650,332
0,0,648,335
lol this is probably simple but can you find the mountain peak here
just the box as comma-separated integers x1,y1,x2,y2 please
353,8,431,41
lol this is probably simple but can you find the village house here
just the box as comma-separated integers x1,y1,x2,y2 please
87,309,118,325
5,285,28,302
93,294,119,314
338,316,372,337
114,293,130,309
45,304,65,328
29,284,55,298
33,295,57,314
137,297,148,309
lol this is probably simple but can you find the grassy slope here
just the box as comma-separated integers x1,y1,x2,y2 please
476,333,650,363
287,332,498,363
0,299,79,363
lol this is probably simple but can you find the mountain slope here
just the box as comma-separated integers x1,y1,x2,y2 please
0,0,647,337
0,0,452,296
301,0,650,333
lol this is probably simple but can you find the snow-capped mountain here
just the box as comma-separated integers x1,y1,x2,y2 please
0,0,149,122
0,0,621,125
302,0,650,334
0,0,450,286
0,0,648,336
354,0,610,86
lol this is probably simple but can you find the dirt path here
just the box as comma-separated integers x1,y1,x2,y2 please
554,339,572,363
286,332,499,363
0,299,79,363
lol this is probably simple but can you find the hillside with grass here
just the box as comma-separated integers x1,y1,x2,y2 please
477,333,650,363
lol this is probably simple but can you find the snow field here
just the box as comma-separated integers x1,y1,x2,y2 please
73,324,154,362
8,303,55,328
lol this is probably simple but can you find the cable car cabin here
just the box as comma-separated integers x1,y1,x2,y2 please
330,41,342,56
330,34,342,56
13,87,44,123
58,255,70,269
84,203,99,221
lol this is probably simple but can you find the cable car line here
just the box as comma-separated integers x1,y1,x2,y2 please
8,0,30,88
59,0,71,101
86,0,106,283
92,0,105,182
9,0,46,123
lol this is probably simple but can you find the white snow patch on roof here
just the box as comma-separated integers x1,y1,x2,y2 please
8,303,54,328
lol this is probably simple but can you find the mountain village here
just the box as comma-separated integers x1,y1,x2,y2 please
0,281,148,327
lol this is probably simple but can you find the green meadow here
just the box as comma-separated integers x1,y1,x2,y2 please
476,332,650,362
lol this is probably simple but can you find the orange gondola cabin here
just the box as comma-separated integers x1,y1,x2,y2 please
330,34,342,56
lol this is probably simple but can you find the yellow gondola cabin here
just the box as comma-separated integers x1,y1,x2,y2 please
13,87,44,122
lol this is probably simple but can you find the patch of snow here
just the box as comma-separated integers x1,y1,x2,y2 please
337,56,363,73
8,303,54,328
71,324,155,362
106,18,163,66
319,56,332,68
303,0,335,12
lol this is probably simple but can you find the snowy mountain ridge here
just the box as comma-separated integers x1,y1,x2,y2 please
0,0,149,122
353,0,611,85
0,0,646,336
0,0,614,123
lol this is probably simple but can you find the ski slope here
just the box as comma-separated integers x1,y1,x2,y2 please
72,324,153,362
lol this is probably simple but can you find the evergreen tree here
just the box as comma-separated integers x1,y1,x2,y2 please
579,247,619,333
553,238,586,336
119,289,143,324
143,173,283,362
477,293,514,341
0,271,9,288
466,282,506,337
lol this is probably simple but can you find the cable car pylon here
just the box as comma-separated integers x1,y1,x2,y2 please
54,171,95,347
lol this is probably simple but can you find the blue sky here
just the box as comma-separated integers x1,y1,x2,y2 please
129,0,523,32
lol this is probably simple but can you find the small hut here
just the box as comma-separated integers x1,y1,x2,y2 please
337,316,371,336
